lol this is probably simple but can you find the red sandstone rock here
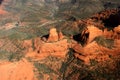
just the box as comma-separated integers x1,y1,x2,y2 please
83,41,101,55
81,27,89,45
103,28,113,39
87,25,103,43
26,39,69,59
114,26,120,39
114,25,120,33
74,41,113,64
37,39,68,58
47,28,59,42
72,44,83,55
114,40,120,48
25,28,68,59
58,31,64,40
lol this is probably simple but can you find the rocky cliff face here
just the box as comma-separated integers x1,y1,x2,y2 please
21,22,120,79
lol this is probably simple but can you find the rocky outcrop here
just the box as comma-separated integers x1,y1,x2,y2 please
71,25,120,64
47,28,65,42
103,25,120,39
87,25,103,43
32,9,120,79
26,28,68,59
72,43,83,55
74,39,120,64
103,28,113,39
58,31,65,40
47,28,59,42
36,39,68,58
113,25,120,39
114,25,120,33
26,39,68,59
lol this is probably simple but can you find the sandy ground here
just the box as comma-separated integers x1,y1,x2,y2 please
0,58,37,80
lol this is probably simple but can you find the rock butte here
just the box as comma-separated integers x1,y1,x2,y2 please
25,28,68,59
23,24,120,65
87,25,103,43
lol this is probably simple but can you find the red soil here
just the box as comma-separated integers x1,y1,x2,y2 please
0,58,37,80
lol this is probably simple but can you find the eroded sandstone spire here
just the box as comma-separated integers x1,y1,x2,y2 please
47,28,59,42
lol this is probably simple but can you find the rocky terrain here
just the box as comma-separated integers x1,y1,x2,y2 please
0,0,120,80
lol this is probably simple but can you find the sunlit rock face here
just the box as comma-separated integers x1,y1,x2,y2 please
25,28,68,59
47,28,59,42
87,25,103,43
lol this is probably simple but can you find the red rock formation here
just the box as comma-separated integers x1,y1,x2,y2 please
47,28,59,42
73,40,120,64
103,28,113,39
87,25,103,43
24,9,120,66
37,39,68,58
25,29,68,59
113,25,120,39
58,31,65,40
26,39,68,59
72,24,120,64
114,25,120,33
114,40,120,48
72,43,83,55
103,25,120,39
34,37,44,51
